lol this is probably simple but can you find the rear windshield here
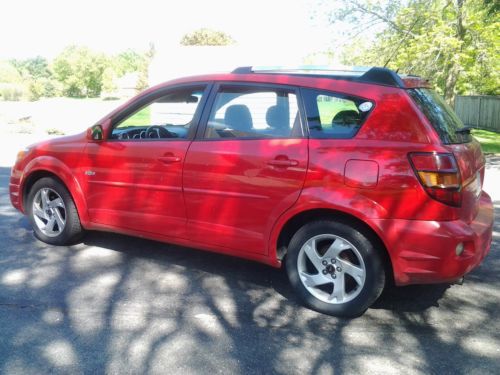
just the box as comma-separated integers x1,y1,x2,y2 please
408,88,470,144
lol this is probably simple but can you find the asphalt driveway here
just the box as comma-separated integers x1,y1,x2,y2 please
0,157,499,374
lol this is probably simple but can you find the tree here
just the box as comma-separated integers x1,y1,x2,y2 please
114,49,147,76
180,28,235,46
9,56,61,100
135,42,156,91
52,46,110,97
10,56,51,80
0,61,24,101
325,0,499,102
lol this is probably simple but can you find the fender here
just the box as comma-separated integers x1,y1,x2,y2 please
20,156,90,226
267,186,390,264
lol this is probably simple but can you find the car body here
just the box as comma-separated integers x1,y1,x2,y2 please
10,66,494,317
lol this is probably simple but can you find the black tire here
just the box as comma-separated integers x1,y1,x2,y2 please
286,220,385,318
26,177,84,245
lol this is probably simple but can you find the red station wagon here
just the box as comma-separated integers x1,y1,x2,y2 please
9,66,494,317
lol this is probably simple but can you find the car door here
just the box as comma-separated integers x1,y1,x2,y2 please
80,84,210,238
183,83,308,255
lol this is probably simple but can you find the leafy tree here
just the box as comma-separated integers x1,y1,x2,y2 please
10,56,51,80
52,45,110,97
0,61,25,101
136,42,156,91
180,28,235,46
9,56,61,100
101,67,117,94
325,0,499,102
114,49,147,76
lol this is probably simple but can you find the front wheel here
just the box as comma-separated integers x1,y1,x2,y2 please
27,177,84,245
286,220,385,317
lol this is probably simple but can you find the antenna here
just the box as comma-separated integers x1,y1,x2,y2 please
383,16,421,68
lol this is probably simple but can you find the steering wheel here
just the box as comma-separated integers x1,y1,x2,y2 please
145,125,175,139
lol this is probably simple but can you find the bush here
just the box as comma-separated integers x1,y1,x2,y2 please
27,78,62,101
46,128,65,135
0,83,25,101
28,80,44,101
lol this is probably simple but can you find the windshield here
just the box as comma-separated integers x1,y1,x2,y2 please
408,88,470,144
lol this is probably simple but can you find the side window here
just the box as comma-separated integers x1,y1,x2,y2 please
302,89,373,139
111,86,206,140
204,86,301,139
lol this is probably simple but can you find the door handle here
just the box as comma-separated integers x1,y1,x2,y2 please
158,155,181,164
267,158,299,167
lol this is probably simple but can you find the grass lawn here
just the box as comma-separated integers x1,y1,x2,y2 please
317,99,358,125
472,129,500,153
118,106,151,127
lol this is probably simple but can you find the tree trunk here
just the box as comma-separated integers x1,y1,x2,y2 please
444,62,460,104
443,0,466,104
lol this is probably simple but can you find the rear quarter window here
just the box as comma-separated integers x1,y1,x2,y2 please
302,88,374,139
408,88,470,144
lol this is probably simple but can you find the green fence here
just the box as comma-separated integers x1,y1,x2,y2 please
454,96,500,132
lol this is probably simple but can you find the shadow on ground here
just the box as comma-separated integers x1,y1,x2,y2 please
1,166,499,374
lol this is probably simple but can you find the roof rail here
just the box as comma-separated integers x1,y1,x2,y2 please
232,65,371,74
231,65,405,88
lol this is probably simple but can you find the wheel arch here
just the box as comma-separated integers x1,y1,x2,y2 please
274,208,394,284
20,157,89,225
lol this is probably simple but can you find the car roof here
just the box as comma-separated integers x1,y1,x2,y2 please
148,66,430,95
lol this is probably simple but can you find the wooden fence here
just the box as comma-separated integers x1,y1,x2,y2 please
454,96,500,132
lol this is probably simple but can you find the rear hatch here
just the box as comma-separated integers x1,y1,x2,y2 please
408,88,485,222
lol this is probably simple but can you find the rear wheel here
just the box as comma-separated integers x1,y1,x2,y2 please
27,177,84,245
286,220,385,317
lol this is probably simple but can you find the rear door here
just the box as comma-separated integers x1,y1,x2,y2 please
408,88,485,221
183,83,308,255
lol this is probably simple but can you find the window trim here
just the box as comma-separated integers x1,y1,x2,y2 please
299,87,375,139
107,82,214,142
195,82,307,141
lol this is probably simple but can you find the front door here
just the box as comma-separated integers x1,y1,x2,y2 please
183,84,308,255
81,84,209,238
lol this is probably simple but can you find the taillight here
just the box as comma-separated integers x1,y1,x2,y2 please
409,152,462,207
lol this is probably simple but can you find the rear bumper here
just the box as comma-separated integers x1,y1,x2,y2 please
373,191,494,286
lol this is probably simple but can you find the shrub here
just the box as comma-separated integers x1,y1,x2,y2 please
27,78,62,101
0,83,25,101
46,128,65,135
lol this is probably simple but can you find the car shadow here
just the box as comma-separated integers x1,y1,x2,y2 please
81,230,450,314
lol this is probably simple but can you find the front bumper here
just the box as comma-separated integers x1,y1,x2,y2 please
9,164,23,212
9,181,21,211
373,191,494,286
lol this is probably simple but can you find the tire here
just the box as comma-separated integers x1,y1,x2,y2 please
26,177,84,245
286,220,385,318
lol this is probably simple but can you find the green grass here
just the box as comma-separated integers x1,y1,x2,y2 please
317,100,358,125
472,129,500,153
118,106,151,127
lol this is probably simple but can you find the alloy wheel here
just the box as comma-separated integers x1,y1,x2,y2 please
32,187,66,237
297,234,366,304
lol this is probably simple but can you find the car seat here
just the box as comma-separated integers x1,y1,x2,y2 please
224,104,253,136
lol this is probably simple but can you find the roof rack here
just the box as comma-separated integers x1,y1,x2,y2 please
231,65,405,88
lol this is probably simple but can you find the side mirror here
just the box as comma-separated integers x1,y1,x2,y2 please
87,124,104,141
